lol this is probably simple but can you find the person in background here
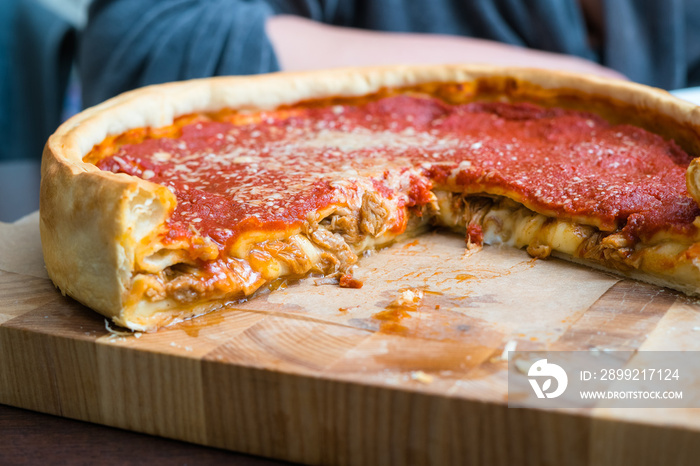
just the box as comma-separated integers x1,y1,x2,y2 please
2,0,85,161
79,0,700,108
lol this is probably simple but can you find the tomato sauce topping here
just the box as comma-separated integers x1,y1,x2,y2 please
95,95,699,246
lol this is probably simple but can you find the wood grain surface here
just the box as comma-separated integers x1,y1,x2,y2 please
2,230,700,466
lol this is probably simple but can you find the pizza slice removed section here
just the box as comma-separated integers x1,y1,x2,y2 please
40,65,700,331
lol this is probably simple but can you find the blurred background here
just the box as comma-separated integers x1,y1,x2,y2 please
1,0,88,162
0,0,89,221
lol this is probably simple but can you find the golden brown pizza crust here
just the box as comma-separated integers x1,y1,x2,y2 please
40,65,700,330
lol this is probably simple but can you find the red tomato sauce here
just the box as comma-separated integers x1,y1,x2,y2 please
96,95,698,246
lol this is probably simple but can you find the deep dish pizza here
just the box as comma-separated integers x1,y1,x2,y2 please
40,65,700,331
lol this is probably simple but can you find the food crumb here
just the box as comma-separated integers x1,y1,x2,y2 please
490,340,517,363
339,274,363,288
396,288,423,306
411,371,434,384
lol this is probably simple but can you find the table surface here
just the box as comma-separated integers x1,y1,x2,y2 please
0,160,293,465
0,404,291,465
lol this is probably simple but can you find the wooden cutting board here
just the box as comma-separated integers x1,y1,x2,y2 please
2,214,700,466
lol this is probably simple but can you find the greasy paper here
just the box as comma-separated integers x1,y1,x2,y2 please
240,232,619,345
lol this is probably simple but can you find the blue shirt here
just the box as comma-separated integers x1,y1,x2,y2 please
77,0,700,106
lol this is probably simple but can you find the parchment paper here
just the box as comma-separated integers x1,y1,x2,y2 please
241,232,619,344
0,211,48,280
